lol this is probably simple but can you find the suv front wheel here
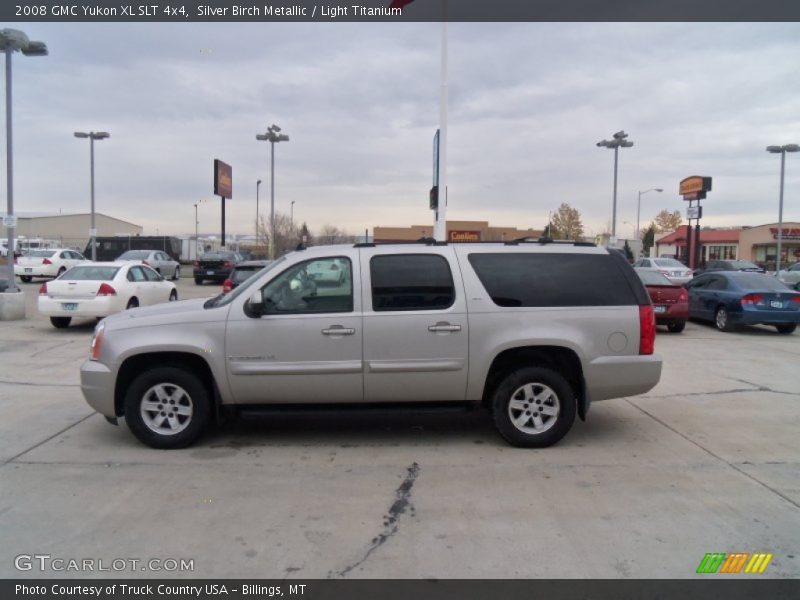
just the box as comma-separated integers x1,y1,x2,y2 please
491,367,576,448
124,366,211,449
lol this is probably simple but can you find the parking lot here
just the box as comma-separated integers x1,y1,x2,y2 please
0,276,798,579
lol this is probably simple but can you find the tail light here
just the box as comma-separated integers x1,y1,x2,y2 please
222,279,233,293
678,288,688,302
639,305,656,355
192,260,199,267
741,294,764,306
790,295,800,305
42,258,52,265
97,283,117,296
38,282,48,295
223,261,233,269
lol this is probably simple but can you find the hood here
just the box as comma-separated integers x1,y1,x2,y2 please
103,297,227,329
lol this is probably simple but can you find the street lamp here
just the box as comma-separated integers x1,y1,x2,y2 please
74,131,110,261
256,179,261,242
193,199,206,260
256,124,290,259
597,130,634,245
1,28,48,295
766,144,799,274
636,188,663,240
290,200,296,228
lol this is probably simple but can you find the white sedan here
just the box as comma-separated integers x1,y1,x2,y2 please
38,262,178,328
15,248,86,282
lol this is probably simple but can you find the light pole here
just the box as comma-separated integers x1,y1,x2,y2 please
637,188,663,240
256,179,261,242
766,144,799,274
256,124,289,259
1,29,47,295
74,131,110,261
597,130,634,245
290,200,295,228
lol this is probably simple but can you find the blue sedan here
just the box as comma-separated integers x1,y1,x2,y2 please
686,271,800,334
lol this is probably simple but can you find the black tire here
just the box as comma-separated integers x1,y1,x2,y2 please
126,297,139,309
194,277,203,285
50,316,72,328
19,275,32,283
775,323,796,334
169,289,178,301
667,320,686,333
173,266,180,281
491,366,576,448
123,366,211,449
714,306,735,332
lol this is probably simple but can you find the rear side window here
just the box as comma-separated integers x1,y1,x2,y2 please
370,254,455,311
468,253,638,307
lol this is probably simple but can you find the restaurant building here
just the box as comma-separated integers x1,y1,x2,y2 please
654,222,800,269
374,220,542,243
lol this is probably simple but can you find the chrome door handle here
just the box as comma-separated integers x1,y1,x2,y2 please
322,326,355,336
428,322,461,333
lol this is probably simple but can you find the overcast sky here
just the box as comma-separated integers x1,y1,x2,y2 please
3,21,800,238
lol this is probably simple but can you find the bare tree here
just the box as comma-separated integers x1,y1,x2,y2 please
313,225,353,246
257,211,300,258
550,203,585,240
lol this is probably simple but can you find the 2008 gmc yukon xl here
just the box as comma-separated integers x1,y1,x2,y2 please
81,240,662,449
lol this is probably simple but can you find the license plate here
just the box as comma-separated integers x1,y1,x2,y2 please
62,303,78,311
24,268,32,273
207,270,214,275
770,300,783,309
653,305,667,313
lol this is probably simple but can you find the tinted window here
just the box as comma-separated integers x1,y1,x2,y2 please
636,270,674,286
468,253,637,307
706,276,728,290
232,266,264,284
731,274,791,291
729,260,760,270
370,254,454,311
653,258,684,268
61,266,119,281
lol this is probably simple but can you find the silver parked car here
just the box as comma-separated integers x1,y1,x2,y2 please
633,257,693,285
117,250,181,280
81,241,662,449
777,263,800,291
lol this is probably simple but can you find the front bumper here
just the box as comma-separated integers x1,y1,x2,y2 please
80,359,117,418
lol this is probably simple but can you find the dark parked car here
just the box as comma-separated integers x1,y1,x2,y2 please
686,271,800,333
193,251,242,285
635,269,689,333
222,260,272,293
701,260,765,274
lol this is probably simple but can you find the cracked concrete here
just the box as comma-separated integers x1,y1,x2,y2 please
0,280,798,578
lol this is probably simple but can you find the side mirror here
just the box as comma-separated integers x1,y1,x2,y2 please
248,289,263,310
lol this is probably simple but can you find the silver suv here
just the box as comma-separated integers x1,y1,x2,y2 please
81,241,662,449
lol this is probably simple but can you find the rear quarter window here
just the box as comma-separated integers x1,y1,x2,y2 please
467,252,641,307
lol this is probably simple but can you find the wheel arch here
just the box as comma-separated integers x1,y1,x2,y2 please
114,352,221,420
482,345,589,420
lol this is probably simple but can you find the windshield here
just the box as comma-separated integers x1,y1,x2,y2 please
118,250,150,259
205,257,285,308
791,264,800,272
62,266,120,281
29,250,57,257
201,252,234,260
729,261,760,270
636,270,674,286
232,265,268,284
653,258,684,268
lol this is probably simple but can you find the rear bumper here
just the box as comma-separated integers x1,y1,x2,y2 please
14,265,57,277
80,359,117,417
193,269,230,281
38,296,120,318
736,309,800,325
585,354,662,401
654,303,688,323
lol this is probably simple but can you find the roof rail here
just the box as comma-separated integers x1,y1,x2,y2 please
353,237,447,248
353,237,596,248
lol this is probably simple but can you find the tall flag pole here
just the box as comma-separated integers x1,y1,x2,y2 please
389,0,448,241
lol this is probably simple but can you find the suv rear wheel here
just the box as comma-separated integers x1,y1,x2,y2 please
124,366,211,449
491,366,576,448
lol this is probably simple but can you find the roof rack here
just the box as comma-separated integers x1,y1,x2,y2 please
353,237,596,248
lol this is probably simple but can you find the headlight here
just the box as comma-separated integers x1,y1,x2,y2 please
90,322,105,361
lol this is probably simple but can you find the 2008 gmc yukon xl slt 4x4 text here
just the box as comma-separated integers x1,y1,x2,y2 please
81,241,662,449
